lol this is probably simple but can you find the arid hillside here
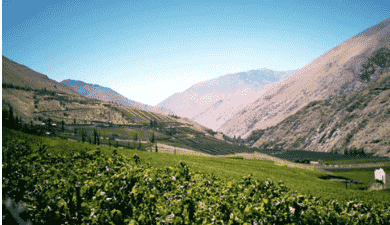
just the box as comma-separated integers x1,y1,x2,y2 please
1,56,186,129
60,79,174,116
246,69,390,157
156,69,297,130
218,18,390,140
2,56,80,96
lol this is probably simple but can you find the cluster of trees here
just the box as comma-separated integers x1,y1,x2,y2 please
150,119,158,126
329,147,373,157
2,106,65,136
343,147,371,157
77,128,157,152
168,113,180,119
2,83,33,91
2,106,161,152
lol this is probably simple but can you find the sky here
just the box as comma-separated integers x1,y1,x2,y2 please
2,0,389,106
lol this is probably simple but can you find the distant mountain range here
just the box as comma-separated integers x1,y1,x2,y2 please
156,69,298,130
60,79,174,116
3,18,390,157
217,18,390,140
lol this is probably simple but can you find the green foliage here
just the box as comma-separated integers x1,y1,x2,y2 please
228,156,245,160
151,132,155,143
3,138,390,224
360,47,390,82
81,128,86,143
246,129,265,143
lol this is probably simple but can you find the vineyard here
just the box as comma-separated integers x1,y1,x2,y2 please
2,128,390,224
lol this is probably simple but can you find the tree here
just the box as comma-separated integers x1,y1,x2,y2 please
81,128,86,142
97,132,100,145
115,141,119,148
61,119,65,131
8,106,14,127
88,137,92,144
74,118,76,125
14,114,19,130
18,117,22,130
357,148,366,157
109,139,111,147
93,128,97,145
127,141,130,149
155,144,158,153
351,147,358,156
134,133,138,142
48,118,52,130
151,132,155,143
2,109,9,127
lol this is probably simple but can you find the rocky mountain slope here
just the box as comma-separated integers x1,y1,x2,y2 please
247,68,390,157
218,18,390,140
60,79,174,116
156,69,297,130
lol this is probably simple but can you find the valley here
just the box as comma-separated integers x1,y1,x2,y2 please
3,18,390,225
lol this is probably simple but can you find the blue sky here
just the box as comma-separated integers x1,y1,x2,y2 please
2,0,389,106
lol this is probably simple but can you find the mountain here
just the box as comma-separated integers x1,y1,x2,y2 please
60,79,174,115
156,69,298,130
248,68,390,157
2,55,82,119
2,56,80,96
218,18,390,141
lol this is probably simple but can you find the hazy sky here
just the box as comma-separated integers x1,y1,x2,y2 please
2,0,389,106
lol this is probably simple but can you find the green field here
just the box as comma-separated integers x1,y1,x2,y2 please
65,125,256,155
324,157,390,165
323,166,390,190
3,127,390,224
3,127,389,205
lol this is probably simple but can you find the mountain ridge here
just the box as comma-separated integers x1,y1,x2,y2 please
60,79,174,116
156,68,299,130
218,18,390,139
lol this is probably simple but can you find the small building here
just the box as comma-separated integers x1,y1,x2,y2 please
375,168,386,184
310,161,319,165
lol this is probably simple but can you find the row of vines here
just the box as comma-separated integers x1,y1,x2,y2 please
2,139,390,224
